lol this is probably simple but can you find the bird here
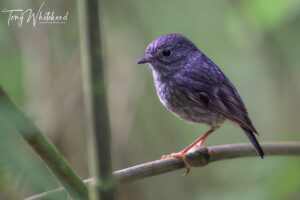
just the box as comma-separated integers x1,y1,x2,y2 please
137,33,264,174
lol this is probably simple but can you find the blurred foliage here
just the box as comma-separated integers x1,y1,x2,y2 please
0,0,300,199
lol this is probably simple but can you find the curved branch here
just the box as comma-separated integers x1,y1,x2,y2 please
114,141,300,182
25,141,300,200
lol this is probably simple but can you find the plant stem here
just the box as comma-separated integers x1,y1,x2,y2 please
77,0,116,199
0,87,88,199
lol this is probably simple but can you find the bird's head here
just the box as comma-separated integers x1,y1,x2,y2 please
137,34,198,75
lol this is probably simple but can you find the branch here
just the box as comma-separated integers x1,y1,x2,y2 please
25,141,300,199
0,87,89,199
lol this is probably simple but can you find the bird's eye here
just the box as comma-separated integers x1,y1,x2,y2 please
162,50,171,57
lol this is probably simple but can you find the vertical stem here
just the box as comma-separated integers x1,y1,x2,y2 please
78,0,116,199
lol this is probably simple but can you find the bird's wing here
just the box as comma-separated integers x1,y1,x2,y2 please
175,64,257,133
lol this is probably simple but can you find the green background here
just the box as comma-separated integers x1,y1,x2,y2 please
0,0,300,199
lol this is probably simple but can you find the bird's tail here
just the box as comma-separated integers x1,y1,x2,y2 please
241,126,264,158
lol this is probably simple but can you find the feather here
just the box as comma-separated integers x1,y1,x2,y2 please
242,127,264,158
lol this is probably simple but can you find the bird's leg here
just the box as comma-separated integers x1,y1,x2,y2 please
194,129,215,147
161,128,215,175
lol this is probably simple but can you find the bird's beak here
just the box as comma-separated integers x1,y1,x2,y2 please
136,57,151,64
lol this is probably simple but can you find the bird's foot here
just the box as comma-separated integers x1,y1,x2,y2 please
161,151,190,175
194,141,204,148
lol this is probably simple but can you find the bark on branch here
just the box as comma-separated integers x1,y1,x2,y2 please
25,141,300,200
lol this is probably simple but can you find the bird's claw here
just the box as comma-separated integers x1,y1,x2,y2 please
161,152,190,175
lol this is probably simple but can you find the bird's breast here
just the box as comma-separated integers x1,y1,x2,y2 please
153,74,224,127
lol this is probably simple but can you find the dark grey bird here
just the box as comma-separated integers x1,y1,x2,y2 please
137,33,264,173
